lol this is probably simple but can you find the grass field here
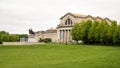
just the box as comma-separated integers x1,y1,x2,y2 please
0,44,120,68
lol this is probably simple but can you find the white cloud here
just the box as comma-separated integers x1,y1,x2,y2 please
0,0,120,33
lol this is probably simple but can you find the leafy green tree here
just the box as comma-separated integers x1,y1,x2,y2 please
71,19,119,45
19,34,28,38
71,23,81,44
10,34,19,42
1,34,8,42
113,24,120,45
80,20,92,44
0,31,9,42
99,20,109,45
88,20,99,44
0,31,9,35
106,21,117,45
94,21,102,44
0,31,27,42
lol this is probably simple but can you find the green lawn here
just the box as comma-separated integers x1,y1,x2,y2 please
0,44,120,68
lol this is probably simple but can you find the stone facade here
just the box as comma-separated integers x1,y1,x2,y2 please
28,12,112,43
57,12,112,43
28,28,57,42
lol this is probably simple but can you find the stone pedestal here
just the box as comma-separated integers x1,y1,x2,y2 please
28,35,38,42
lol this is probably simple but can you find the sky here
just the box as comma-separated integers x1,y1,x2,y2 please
0,0,120,34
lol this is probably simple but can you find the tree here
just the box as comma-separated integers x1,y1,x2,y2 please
19,34,28,38
0,31,9,42
0,31,27,42
71,19,119,45
1,34,8,42
106,21,117,45
94,21,102,44
99,20,109,45
0,31,9,35
10,34,19,42
113,24,120,45
71,23,81,44
88,20,99,44
80,20,92,44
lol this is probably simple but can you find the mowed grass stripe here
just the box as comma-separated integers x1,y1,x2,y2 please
0,44,120,68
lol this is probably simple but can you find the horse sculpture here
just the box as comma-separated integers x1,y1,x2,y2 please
28,29,35,36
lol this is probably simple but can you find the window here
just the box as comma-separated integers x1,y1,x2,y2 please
68,19,71,25
65,19,72,25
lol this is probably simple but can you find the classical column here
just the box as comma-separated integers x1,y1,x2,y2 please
68,29,70,42
69,29,71,42
59,30,61,43
66,30,67,43
67,29,69,42
64,30,65,43
62,30,64,42
64,29,66,43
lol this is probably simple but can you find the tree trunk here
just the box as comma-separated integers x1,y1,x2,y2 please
76,40,78,44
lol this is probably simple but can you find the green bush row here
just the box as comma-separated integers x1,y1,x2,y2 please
0,31,28,44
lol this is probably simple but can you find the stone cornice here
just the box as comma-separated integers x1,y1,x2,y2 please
60,12,76,19
57,25,73,28
60,12,112,22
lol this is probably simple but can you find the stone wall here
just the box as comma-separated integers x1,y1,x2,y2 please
3,42,44,45
29,28,58,42
43,32,57,42
28,35,39,42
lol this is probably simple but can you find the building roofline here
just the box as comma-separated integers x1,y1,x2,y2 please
60,12,112,22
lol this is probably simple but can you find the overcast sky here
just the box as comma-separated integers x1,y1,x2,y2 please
0,0,120,34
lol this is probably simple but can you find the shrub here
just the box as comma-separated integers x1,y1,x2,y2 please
44,38,51,43
39,38,51,43
39,38,44,42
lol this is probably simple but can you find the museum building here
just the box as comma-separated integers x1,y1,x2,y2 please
28,12,112,43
